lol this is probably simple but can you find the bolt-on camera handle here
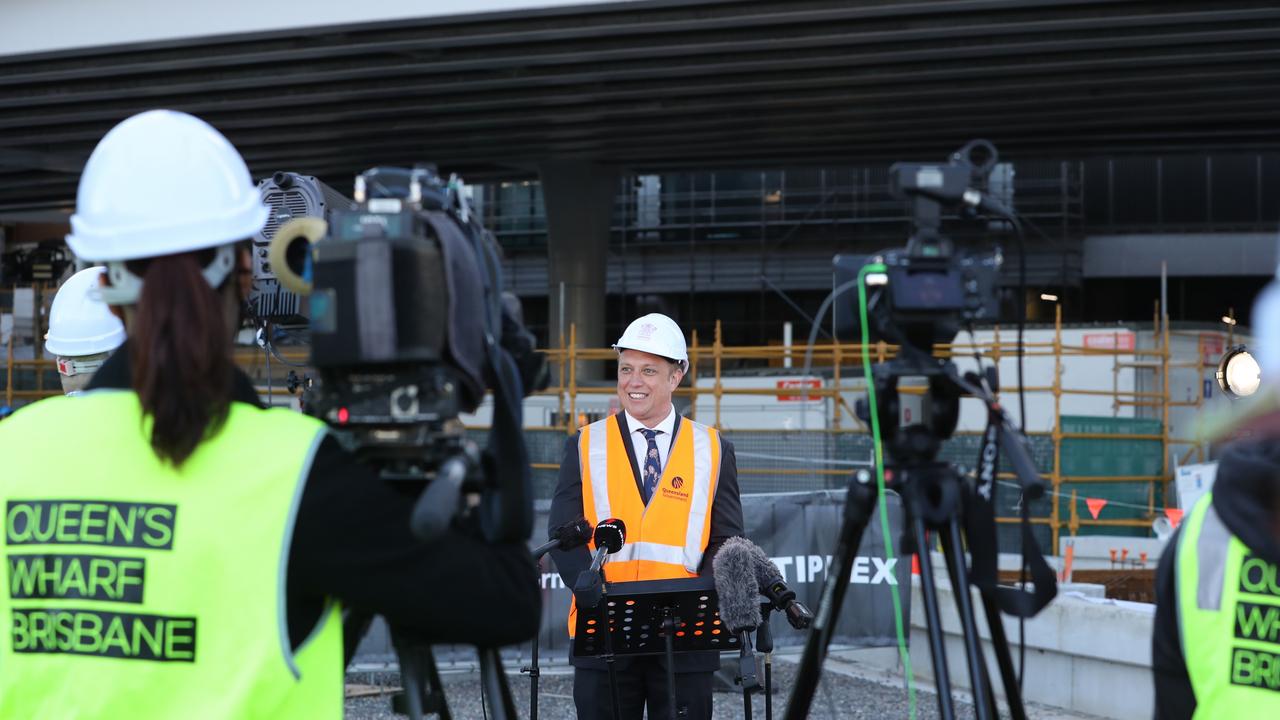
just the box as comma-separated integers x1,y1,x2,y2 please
408,453,472,542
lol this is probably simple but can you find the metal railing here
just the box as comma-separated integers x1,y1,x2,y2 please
481,165,1085,249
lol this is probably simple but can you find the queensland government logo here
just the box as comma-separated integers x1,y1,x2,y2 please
661,476,689,501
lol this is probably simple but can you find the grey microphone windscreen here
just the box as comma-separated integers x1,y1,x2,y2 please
713,536,762,632
745,540,784,588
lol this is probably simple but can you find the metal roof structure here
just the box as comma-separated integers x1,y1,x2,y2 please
2,0,1279,212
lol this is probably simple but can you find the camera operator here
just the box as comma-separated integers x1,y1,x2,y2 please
0,110,539,719
548,313,744,720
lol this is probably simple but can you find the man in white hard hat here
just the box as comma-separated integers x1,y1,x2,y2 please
44,266,126,395
548,313,744,720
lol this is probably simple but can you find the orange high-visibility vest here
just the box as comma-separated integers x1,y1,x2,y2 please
568,413,721,637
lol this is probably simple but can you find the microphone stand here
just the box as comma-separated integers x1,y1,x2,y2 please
523,540,559,720
758,604,775,720
736,629,760,720
576,548,621,720
661,610,679,720
526,524,591,720
601,578,622,720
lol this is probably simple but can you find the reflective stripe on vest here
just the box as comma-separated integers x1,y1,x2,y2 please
0,391,343,720
570,414,720,637
1177,492,1280,716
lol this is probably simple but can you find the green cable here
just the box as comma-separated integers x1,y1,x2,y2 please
857,262,917,720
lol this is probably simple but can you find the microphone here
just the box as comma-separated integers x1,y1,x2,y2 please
532,517,593,559
573,518,626,610
588,518,626,574
713,538,762,692
736,537,815,630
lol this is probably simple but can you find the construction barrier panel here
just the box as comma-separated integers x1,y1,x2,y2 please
352,490,911,668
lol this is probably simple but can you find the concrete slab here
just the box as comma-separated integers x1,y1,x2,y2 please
851,552,1156,719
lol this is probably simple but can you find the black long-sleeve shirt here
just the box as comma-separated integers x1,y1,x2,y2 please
89,345,540,651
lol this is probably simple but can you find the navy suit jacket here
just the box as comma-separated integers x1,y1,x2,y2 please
548,412,744,672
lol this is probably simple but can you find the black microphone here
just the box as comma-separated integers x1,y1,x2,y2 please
532,517,593,559
713,537,762,692
588,518,626,574
573,518,626,610
738,537,814,630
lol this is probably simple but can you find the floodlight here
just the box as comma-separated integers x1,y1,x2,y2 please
1217,345,1260,398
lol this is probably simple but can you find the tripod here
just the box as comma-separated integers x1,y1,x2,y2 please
784,354,1055,720
389,452,523,720
390,629,519,720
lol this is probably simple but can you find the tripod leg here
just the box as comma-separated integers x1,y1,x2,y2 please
913,518,956,720
782,474,878,720
393,641,427,720
391,636,452,720
939,518,994,720
479,647,520,720
979,589,1028,720
422,651,453,720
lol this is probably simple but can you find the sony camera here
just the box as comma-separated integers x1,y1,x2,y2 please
834,140,1005,349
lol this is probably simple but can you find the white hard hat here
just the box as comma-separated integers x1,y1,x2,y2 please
44,266,126,357
613,313,688,370
65,110,267,304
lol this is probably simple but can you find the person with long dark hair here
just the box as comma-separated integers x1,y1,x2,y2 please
0,110,539,719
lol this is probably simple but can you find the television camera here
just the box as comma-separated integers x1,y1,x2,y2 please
261,164,547,720
788,141,1057,720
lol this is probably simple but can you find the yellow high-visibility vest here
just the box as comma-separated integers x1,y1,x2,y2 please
1177,492,1280,716
0,391,343,719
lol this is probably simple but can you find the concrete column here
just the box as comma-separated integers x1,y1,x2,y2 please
539,161,616,380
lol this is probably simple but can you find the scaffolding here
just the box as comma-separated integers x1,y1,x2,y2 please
2,282,55,404
540,306,1217,552
2,293,1225,554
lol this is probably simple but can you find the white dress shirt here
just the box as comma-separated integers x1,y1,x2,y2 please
623,406,677,478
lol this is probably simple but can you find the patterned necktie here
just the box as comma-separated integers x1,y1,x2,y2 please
638,428,664,504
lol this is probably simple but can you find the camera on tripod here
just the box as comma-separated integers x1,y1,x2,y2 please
263,164,546,541
257,165,546,720
786,141,1057,720
834,139,1005,350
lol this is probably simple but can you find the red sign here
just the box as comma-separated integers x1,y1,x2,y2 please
777,379,821,402
1199,334,1225,367
1083,332,1136,351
